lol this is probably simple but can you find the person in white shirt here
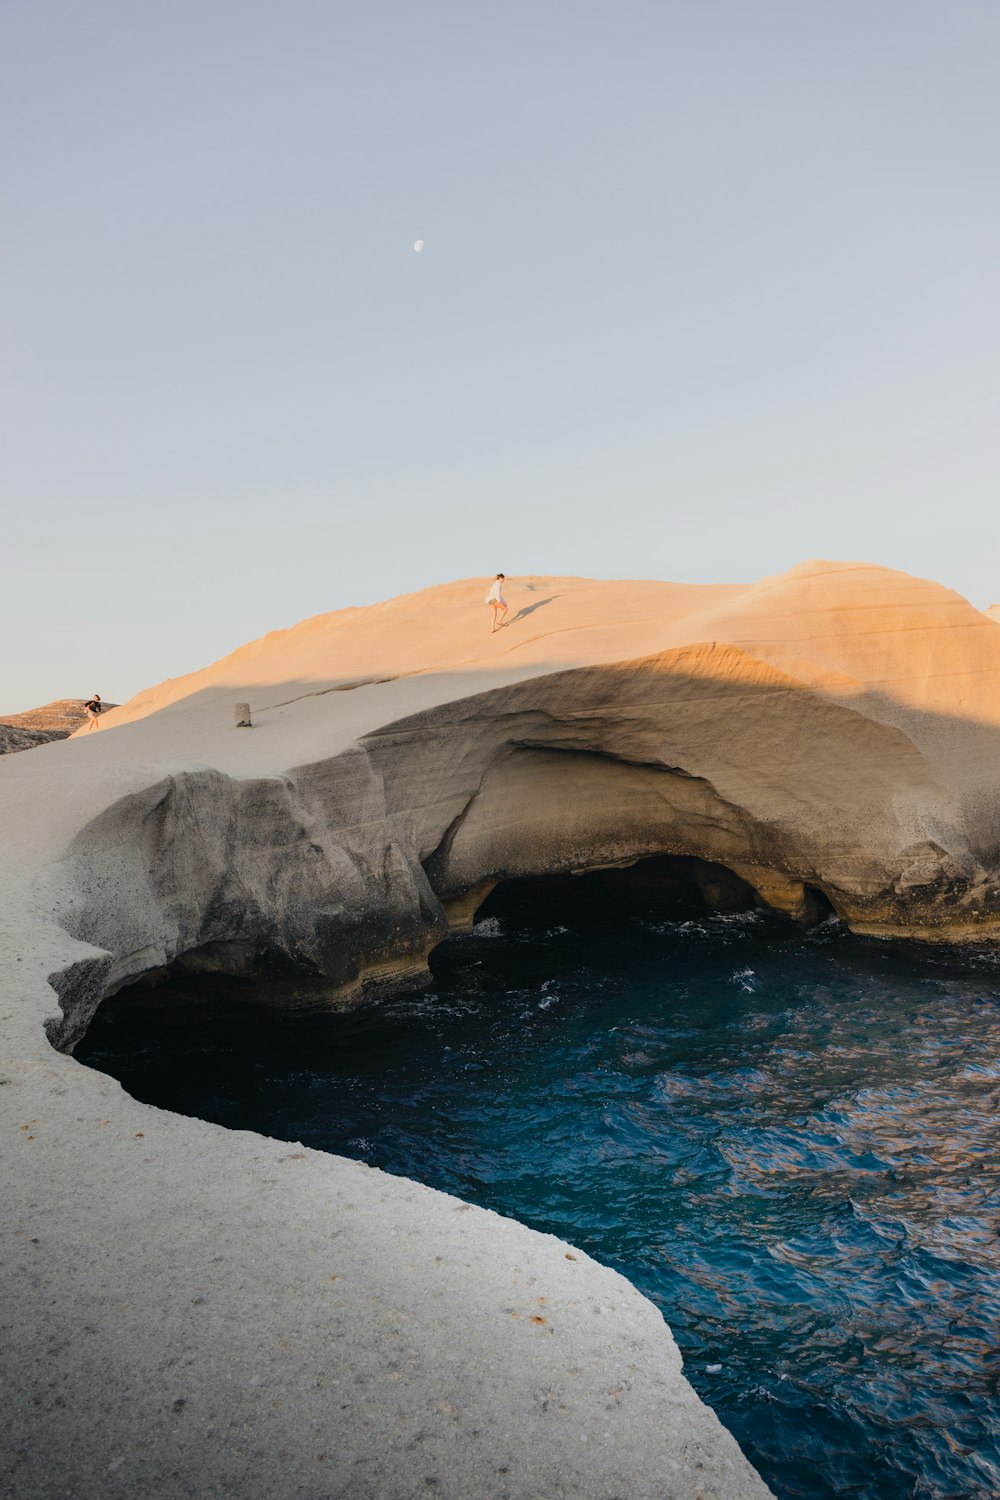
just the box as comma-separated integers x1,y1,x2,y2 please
484,573,508,633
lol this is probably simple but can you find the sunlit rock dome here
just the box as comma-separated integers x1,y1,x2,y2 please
6,558,1000,1499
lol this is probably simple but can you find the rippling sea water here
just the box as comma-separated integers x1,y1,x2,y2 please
79,887,1000,1500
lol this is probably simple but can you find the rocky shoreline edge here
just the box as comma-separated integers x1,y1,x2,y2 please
6,563,1000,1498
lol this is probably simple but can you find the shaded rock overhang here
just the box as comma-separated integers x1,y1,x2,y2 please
45,643,1000,1051
8,563,1000,1500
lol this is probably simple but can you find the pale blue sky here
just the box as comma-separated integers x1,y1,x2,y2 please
2,0,998,711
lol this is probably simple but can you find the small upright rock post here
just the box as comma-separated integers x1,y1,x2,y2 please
234,702,252,729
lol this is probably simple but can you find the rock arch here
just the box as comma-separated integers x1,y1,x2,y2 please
46,643,988,1049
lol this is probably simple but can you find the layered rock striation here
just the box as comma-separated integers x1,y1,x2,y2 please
40,562,1000,1049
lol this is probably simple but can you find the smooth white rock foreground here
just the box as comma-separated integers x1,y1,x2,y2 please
0,572,811,1500
9,553,1000,1495
3,1003,772,1499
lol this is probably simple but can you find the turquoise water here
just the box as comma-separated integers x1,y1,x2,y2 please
79,883,1000,1499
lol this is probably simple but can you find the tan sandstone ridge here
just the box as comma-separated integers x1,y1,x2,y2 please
3,557,999,1499
55,557,1000,1016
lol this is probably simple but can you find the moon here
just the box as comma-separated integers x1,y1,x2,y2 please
413,239,424,252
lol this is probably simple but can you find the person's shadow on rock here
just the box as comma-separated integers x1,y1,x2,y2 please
507,595,559,625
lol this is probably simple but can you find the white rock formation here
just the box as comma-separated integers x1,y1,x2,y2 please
6,558,1000,1497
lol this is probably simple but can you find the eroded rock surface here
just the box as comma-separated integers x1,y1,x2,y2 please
5,559,1000,1498
41,564,1000,1047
